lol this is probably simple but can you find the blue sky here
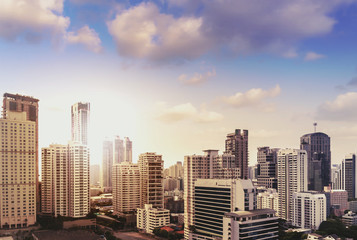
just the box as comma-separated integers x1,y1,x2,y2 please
1,0,357,169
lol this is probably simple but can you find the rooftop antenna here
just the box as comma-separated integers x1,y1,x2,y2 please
313,122,317,133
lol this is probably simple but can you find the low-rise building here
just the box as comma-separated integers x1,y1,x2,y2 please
137,204,170,233
223,209,279,240
342,211,357,226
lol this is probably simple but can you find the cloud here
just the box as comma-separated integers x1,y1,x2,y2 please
107,0,352,61
156,102,223,123
222,85,281,109
107,2,212,61
304,51,326,61
0,0,69,43
316,92,357,121
66,25,102,53
347,77,357,87
178,69,216,85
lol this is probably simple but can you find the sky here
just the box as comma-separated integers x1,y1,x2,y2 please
1,0,357,170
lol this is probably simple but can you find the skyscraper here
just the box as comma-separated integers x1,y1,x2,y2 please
225,129,248,179
300,132,331,191
112,162,140,214
257,147,279,189
102,139,113,188
71,102,90,145
0,109,37,228
41,143,90,218
342,154,357,199
90,164,100,186
277,149,308,221
2,93,40,213
113,136,124,164
138,152,164,209
124,137,132,163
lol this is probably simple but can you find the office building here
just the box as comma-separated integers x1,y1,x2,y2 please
138,152,164,209
112,162,140,214
0,110,37,228
71,102,90,145
257,188,279,214
2,93,40,213
223,209,278,240
341,154,357,199
191,179,257,239
184,150,240,238
277,149,308,221
324,186,348,217
300,132,331,191
292,191,326,230
257,147,279,189
124,137,132,163
90,164,100,186
331,164,342,190
225,129,248,179
113,136,124,164
41,143,90,218
137,204,170,233
102,139,113,188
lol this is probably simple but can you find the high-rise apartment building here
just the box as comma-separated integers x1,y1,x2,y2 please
137,204,170,233
292,191,326,230
138,152,164,209
124,137,132,163
41,143,90,218
102,139,113,188
168,161,183,179
2,93,40,213
277,149,308,221
71,102,90,145
0,111,37,229
112,162,140,214
257,188,279,215
300,132,331,191
184,150,240,238
113,136,124,164
341,154,357,199
331,164,342,190
225,129,248,179
257,147,279,189
90,164,100,186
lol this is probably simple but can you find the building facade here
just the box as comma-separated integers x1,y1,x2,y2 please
102,139,113,188
112,162,140,214
0,111,37,228
257,188,279,215
300,132,331,191
124,137,132,163
71,102,90,145
113,136,124,165
341,154,356,199
138,152,164,209
292,191,326,230
192,179,256,239
257,147,279,189
223,209,278,240
137,204,170,233
277,149,308,221
2,93,40,213
41,143,90,218
225,129,248,179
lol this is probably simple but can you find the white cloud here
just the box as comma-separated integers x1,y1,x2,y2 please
107,0,352,61
178,69,216,85
316,92,357,121
0,0,69,43
304,51,326,61
156,102,223,123
66,25,102,53
222,85,281,108
107,2,212,61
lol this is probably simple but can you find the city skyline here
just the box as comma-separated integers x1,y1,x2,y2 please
2,1,357,168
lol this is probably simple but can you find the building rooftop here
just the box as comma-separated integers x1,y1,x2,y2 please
225,208,276,218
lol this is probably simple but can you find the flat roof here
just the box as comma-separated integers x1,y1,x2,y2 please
225,208,276,218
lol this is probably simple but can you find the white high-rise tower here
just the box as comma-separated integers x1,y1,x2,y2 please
71,102,90,145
